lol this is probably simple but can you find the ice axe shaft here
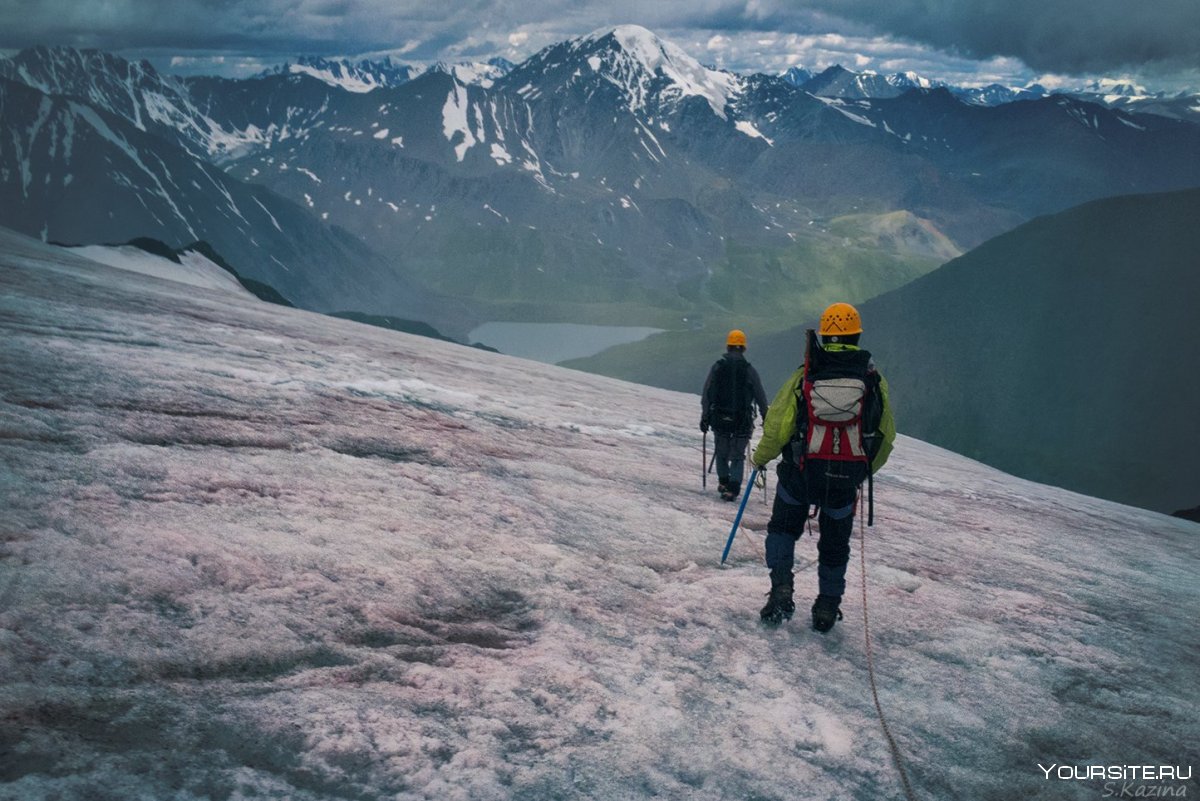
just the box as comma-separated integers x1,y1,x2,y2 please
721,468,761,564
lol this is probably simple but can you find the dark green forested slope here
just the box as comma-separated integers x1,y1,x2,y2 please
751,187,1200,515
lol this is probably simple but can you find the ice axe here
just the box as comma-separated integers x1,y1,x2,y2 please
721,467,761,564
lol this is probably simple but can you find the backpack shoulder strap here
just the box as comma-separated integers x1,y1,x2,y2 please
726,357,749,412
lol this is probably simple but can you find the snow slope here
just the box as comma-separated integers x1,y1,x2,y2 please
68,244,254,297
1,228,1197,800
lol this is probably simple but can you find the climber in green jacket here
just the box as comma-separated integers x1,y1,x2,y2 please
751,302,896,633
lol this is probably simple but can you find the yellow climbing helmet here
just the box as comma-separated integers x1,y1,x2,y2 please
819,302,863,336
726,329,747,347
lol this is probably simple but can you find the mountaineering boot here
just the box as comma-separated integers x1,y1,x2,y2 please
811,594,844,633
717,480,729,497
721,482,740,502
759,570,795,625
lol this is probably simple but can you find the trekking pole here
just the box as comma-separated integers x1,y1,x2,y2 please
702,431,708,490
720,468,760,564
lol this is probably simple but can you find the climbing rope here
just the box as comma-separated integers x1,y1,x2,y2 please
858,496,918,801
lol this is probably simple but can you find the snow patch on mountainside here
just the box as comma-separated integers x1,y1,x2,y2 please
426,61,511,89
442,81,477,161
260,57,416,93
735,119,773,144
814,95,878,128
288,62,379,93
490,143,513,165
70,244,254,296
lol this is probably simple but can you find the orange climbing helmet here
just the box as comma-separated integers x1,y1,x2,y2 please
726,329,747,347
818,302,863,336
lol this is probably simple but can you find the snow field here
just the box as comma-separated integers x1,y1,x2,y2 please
1,229,1197,800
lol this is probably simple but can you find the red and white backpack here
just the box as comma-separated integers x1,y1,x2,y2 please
793,330,884,481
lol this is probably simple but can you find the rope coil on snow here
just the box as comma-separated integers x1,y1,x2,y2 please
859,496,918,801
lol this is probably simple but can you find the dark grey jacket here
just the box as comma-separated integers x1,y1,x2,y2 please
701,350,769,434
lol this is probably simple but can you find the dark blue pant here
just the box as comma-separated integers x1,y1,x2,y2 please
764,462,859,598
714,432,750,488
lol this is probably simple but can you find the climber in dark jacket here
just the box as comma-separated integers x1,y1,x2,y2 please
701,329,769,501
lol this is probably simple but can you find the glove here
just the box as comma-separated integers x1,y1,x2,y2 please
700,418,709,433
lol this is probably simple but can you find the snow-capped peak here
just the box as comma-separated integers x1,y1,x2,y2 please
584,24,681,61
0,45,184,126
423,59,513,89
889,70,937,90
1032,77,1178,109
0,45,163,93
265,56,416,93
952,82,1046,106
578,24,742,119
780,66,815,87
1078,77,1155,100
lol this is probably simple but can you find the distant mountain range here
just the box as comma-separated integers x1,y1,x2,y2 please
0,74,478,331
5,29,1197,332
780,64,1200,122
245,52,1200,124
4,33,1199,329
257,55,517,92
250,51,1200,123
258,55,420,92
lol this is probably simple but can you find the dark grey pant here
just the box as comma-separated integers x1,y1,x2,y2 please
713,431,750,488
764,462,859,598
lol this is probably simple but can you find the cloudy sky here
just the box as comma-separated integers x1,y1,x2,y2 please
1,0,1198,92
